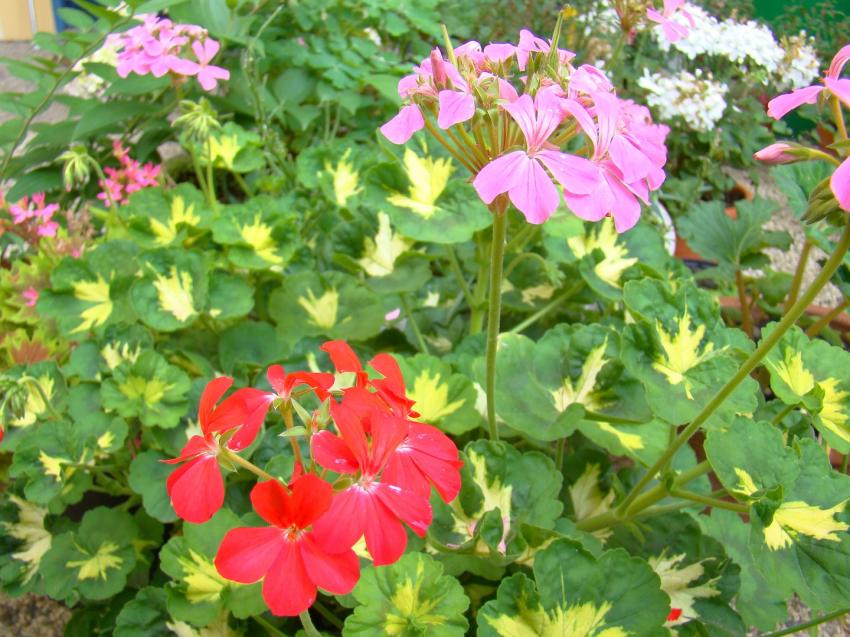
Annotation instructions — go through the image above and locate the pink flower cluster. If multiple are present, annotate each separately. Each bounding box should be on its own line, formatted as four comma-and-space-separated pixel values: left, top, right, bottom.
757, 44, 850, 211
113, 14, 229, 92
647, 0, 695, 43
98, 141, 161, 206
380, 30, 669, 232
9, 193, 59, 237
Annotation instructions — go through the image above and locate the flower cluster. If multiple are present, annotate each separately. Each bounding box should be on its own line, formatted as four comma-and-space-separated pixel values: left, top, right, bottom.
380, 29, 669, 232
7, 193, 60, 238
638, 69, 729, 132
165, 340, 463, 616
776, 33, 822, 91
66, 33, 124, 98
647, 0, 695, 43
113, 14, 229, 92
757, 44, 850, 216
97, 141, 161, 206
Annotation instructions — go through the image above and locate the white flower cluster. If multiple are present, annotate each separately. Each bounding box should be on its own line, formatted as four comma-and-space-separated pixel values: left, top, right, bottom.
637, 69, 728, 132
575, 2, 621, 39
776, 33, 821, 90
654, 4, 785, 75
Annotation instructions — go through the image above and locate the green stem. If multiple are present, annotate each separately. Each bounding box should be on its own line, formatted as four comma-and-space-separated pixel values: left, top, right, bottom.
735, 270, 753, 338
18, 376, 63, 421
509, 282, 582, 334
618, 220, 850, 516
190, 148, 208, 202
842, 453, 849, 475
582, 410, 646, 425
555, 438, 566, 471
313, 600, 344, 629
233, 171, 252, 197
832, 95, 848, 142
759, 607, 850, 637
281, 405, 304, 469
299, 610, 322, 637
206, 139, 219, 214
469, 233, 490, 335
505, 224, 537, 253
222, 449, 277, 482
253, 615, 287, 637
771, 402, 796, 425
785, 237, 813, 312
669, 488, 748, 513
806, 298, 850, 337
445, 245, 474, 311
503, 251, 549, 279
401, 295, 430, 354
485, 210, 508, 441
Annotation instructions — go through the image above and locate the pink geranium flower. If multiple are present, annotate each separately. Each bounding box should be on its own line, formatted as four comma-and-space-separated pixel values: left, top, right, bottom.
647, 0, 696, 43
173, 40, 231, 92
473, 91, 602, 224
9, 193, 60, 237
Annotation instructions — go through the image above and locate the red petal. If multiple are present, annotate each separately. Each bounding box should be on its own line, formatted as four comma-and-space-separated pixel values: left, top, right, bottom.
367, 412, 408, 475
374, 482, 432, 538
262, 541, 317, 616
225, 389, 273, 451
215, 526, 284, 584
166, 454, 224, 523
199, 376, 233, 433
267, 364, 287, 395
250, 480, 293, 528
300, 535, 360, 594
312, 431, 360, 475
311, 487, 367, 551
286, 371, 335, 401
289, 474, 333, 529
369, 353, 406, 394
330, 400, 370, 469
162, 434, 214, 464
362, 495, 409, 566
321, 340, 363, 373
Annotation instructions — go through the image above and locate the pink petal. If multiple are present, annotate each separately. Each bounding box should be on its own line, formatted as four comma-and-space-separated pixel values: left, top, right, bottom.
607, 173, 642, 232
472, 150, 527, 204
646, 7, 664, 23
608, 135, 650, 183
437, 89, 475, 129
507, 156, 560, 224
828, 44, 850, 80
825, 77, 850, 109
501, 95, 538, 146
380, 104, 424, 144
767, 85, 823, 120
537, 151, 603, 196
483, 43, 516, 62
831, 157, 850, 212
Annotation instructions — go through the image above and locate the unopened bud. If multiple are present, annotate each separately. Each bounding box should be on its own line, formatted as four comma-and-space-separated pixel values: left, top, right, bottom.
58, 145, 96, 191
430, 48, 447, 87
754, 142, 799, 165
173, 98, 221, 143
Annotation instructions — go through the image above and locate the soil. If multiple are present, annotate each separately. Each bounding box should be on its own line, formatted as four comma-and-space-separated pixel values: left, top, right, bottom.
0, 591, 70, 637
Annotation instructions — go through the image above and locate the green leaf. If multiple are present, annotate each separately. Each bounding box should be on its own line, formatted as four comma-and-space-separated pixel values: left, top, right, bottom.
269, 271, 384, 345
130, 248, 208, 332
478, 539, 668, 636
211, 196, 300, 270
762, 323, 850, 452
430, 440, 562, 564
101, 350, 191, 429
677, 198, 790, 276
207, 272, 254, 321
495, 325, 651, 442
396, 353, 481, 435
37, 241, 139, 337
367, 148, 491, 244
0, 494, 52, 594
128, 451, 177, 523
159, 510, 265, 626
40, 508, 138, 601
622, 278, 758, 426
217, 320, 288, 374
772, 162, 834, 218
114, 587, 173, 637
706, 419, 850, 612
343, 552, 469, 636
121, 184, 210, 248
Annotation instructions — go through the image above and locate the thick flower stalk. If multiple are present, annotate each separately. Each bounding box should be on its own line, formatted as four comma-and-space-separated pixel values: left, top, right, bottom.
164, 340, 463, 622
756, 43, 850, 216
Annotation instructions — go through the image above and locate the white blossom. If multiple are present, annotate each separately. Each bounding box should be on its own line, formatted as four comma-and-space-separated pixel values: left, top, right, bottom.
638, 68, 728, 132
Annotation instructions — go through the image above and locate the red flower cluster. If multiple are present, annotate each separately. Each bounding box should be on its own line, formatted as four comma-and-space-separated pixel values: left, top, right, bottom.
164, 340, 463, 616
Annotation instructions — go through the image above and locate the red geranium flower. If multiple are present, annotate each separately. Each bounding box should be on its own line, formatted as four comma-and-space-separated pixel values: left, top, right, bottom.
311, 391, 432, 565
215, 475, 359, 616
229, 364, 335, 451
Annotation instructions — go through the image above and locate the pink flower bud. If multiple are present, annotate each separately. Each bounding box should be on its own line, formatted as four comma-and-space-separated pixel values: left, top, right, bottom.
430, 48, 447, 87
754, 142, 798, 165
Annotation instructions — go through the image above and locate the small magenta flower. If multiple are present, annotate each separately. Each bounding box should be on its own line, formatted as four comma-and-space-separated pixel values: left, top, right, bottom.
647, 0, 695, 43
21, 287, 39, 308
174, 40, 231, 92
9, 193, 60, 237
753, 143, 799, 165
767, 44, 850, 119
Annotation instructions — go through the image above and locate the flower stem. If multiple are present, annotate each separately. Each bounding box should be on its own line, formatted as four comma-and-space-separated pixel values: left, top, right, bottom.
668, 488, 748, 513
253, 616, 287, 637
759, 607, 850, 637
485, 209, 508, 441
205, 139, 219, 214
222, 448, 277, 482
805, 298, 850, 337
401, 294, 430, 354
445, 245, 474, 310
771, 402, 796, 425
281, 405, 304, 468
735, 270, 754, 338
617, 220, 850, 517
831, 95, 848, 142
469, 232, 490, 335
785, 237, 813, 312
299, 610, 322, 637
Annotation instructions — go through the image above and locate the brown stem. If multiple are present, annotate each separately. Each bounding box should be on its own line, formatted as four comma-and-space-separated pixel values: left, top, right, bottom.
805, 298, 850, 337
735, 270, 754, 338
785, 237, 813, 312
281, 404, 304, 468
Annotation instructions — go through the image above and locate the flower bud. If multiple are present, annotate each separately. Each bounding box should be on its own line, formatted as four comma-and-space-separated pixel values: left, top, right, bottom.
58, 145, 96, 191
753, 142, 801, 165
430, 48, 447, 87
173, 98, 221, 143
